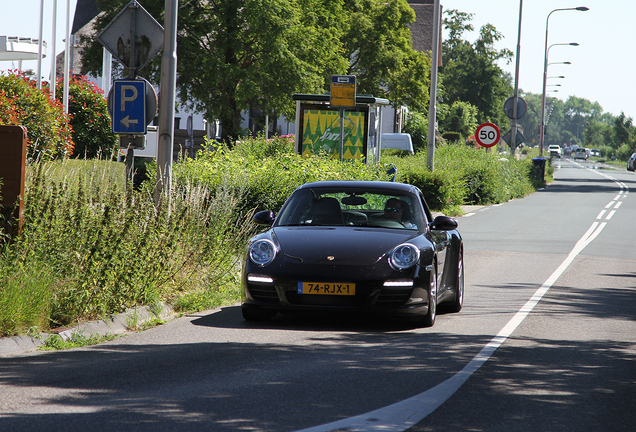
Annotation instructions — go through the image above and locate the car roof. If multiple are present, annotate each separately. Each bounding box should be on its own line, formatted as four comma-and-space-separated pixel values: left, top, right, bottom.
297, 180, 421, 194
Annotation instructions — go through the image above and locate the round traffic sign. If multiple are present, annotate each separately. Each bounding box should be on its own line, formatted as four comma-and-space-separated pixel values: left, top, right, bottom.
504, 96, 527, 120
475, 123, 500, 148
107, 78, 157, 127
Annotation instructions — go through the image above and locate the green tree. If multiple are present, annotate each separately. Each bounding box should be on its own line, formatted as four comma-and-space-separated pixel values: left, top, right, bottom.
440, 100, 478, 138
80, 0, 347, 143
341, 0, 430, 112
440, 9, 513, 126
517, 91, 542, 147
613, 112, 633, 146
79, 0, 430, 142
55, 76, 117, 158
584, 115, 613, 153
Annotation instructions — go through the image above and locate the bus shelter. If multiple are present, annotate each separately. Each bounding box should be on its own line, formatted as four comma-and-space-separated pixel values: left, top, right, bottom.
292, 94, 390, 163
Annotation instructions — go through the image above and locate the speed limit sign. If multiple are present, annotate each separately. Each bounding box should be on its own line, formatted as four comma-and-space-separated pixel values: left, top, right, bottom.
475, 123, 500, 148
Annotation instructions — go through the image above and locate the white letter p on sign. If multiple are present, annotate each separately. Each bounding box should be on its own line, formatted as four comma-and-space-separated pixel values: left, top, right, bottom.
120, 85, 139, 111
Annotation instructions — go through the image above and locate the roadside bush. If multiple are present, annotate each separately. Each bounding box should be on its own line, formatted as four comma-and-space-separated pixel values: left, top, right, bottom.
385, 143, 535, 212
402, 111, 428, 153
56, 76, 117, 158
0, 71, 74, 159
171, 135, 388, 216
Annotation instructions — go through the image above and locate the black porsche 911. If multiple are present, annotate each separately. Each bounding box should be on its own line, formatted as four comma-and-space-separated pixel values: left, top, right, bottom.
241, 180, 464, 327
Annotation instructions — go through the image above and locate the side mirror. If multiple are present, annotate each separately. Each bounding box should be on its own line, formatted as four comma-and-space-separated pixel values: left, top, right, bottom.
430, 215, 458, 231
253, 210, 275, 226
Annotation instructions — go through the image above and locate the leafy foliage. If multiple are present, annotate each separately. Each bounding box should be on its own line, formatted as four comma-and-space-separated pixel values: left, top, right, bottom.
386, 143, 535, 212
79, 0, 429, 142
402, 111, 428, 153
0, 71, 74, 159
171, 135, 388, 217
440, 9, 513, 127
56, 76, 117, 158
342, 0, 430, 112
440, 101, 479, 139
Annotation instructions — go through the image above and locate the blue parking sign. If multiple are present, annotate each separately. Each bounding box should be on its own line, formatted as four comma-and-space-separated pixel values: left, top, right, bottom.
112, 80, 146, 135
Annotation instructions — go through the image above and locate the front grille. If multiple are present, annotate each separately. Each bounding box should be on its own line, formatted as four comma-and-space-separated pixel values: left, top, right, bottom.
375, 288, 412, 307
285, 291, 367, 306
247, 284, 280, 304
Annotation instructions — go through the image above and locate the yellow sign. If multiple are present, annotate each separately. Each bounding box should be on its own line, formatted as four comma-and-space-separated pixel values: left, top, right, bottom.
330, 75, 356, 108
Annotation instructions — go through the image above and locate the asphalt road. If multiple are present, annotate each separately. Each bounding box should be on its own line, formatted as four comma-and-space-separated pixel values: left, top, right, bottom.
0, 158, 634, 432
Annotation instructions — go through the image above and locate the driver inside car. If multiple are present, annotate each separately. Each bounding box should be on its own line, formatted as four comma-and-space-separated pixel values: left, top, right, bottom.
384, 198, 417, 228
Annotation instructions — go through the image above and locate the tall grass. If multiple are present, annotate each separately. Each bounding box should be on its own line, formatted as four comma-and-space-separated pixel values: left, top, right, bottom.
0, 158, 256, 335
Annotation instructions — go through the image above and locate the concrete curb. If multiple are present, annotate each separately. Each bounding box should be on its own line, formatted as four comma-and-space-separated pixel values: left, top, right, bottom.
0, 303, 175, 357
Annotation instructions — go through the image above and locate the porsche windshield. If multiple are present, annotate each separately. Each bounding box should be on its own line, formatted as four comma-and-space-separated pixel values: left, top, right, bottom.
275, 188, 425, 229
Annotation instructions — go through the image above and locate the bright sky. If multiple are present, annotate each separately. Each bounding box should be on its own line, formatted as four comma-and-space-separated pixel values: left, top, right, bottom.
443, 0, 632, 118
0, 0, 78, 80
1, 0, 633, 119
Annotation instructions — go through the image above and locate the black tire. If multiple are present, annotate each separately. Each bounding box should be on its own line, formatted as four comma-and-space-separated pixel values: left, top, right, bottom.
448, 249, 464, 313
242, 307, 275, 322
422, 268, 437, 327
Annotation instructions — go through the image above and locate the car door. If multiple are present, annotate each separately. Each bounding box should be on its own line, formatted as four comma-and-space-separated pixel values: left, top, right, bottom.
418, 192, 450, 286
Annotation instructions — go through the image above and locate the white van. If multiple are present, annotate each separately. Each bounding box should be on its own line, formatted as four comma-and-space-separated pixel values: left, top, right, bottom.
381, 133, 414, 154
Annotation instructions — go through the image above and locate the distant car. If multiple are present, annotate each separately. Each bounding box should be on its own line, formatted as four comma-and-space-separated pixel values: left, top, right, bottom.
241, 181, 464, 327
590, 149, 601, 157
573, 148, 589, 160
628, 153, 636, 171
548, 145, 562, 157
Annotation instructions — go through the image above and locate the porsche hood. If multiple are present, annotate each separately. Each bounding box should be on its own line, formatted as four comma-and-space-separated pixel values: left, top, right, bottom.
271, 226, 418, 266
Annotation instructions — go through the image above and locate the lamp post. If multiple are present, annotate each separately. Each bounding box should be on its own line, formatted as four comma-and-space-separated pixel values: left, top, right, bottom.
539, 7, 588, 157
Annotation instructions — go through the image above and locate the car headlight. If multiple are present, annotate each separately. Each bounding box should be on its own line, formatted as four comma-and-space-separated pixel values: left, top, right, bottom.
249, 239, 277, 266
389, 244, 420, 270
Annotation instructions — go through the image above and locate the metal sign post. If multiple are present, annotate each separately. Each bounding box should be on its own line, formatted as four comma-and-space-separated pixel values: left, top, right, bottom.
98, 0, 163, 185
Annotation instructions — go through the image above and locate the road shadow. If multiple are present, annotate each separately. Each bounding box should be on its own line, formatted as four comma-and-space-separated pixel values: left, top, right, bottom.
189, 304, 456, 333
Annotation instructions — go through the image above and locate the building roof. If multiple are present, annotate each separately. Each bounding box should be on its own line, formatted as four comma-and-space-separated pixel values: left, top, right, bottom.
407, 0, 442, 66
72, 0, 100, 35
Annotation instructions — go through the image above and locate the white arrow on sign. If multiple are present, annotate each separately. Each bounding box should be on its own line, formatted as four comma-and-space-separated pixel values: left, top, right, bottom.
120, 115, 139, 128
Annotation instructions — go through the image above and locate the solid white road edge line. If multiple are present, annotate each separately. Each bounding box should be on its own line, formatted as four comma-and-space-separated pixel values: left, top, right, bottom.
295, 221, 607, 432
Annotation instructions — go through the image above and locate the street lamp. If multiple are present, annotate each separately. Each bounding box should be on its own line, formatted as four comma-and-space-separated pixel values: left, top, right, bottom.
539, 7, 588, 157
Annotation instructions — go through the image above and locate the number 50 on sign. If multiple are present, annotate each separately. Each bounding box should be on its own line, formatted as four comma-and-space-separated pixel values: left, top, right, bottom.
475, 123, 500, 148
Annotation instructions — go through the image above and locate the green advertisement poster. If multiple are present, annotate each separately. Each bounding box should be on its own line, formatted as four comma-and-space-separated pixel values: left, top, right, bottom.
301, 107, 367, 160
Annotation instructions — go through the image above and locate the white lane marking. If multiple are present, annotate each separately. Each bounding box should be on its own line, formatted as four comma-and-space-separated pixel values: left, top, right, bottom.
596, 210, 606, 220
605, 201, 615, 209
614, 201, 623, 209
605, 210, 616, 220
295, 221, 608, 432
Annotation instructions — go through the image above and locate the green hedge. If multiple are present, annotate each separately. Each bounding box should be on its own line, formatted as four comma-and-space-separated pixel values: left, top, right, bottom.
171, 136, 537, 216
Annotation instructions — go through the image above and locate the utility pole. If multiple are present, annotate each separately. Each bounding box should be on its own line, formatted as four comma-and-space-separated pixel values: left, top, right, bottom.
156, 0, 178, 210
426, 0, 441, 172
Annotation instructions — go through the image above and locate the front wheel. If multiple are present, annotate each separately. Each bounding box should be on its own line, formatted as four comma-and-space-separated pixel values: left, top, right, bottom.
448, 249, 464, 313
421, 269, 437, 327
